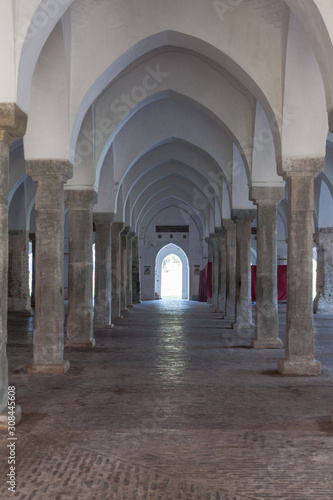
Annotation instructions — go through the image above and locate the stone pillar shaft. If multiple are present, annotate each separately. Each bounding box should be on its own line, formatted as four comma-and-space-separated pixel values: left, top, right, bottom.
232, 209, 256, 330
314, 228, 333, 313
94, 214, 113, 327
278, 157, 324, 376
127, 232, 135, 307
216, 228, 227, 315
251, 186, 284, 349
223, 219, 236, 321
120, 228, 129, 311
66, 190, 95, 347
8, 230, 31, 312
132, 236, 141, 304
0, 104, 27, 424
26, 160, 72, 373
111, 222, 124, 319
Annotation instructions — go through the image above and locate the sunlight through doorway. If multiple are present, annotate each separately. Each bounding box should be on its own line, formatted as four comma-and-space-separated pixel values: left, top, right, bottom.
161, 254, 182, 299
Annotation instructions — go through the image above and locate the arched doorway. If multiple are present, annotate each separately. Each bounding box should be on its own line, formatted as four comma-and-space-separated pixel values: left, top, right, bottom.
155, 244, 189, 300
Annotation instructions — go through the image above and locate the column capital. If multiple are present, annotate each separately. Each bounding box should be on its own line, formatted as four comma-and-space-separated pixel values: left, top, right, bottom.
317, 227, 333, 235
65, 189, 97, 209
112, 221, 125, 233
277, 156, 325, 180
127, 231, 136, 240
26, 160, 73, 184
93, 212, 114, 225
214, 226, 226, 237
231, 208, 256, 223
222, 218, 236, 231
121, 226, 130, 236
0, 103, 27, 145
250, 185, 285, 206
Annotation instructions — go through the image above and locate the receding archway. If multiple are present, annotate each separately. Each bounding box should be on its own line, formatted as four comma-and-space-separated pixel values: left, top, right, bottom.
155, 244, 189, 300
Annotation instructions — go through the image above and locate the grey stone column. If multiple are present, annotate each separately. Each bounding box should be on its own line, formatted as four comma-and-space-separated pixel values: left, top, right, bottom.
111, 222, 124, 318
314, 228, 333, 313
222, 219, 236, 321
120, 227, 129, 312
0, 104, 27, 425
132, 236, 141, 304
26, 160, 73, 373
66, 190, 96, 347
205, 236, 213, 304
278, 158, 324, 376
93, 213, 113, 327
216, 227, 227, 315
8, 230, 31, 312
127, 232, 135, 308
251, 186, 284, 349
232, 209, 256, 330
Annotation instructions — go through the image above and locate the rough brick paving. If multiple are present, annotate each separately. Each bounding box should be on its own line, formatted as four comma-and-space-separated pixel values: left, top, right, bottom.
0, 301, 333, 499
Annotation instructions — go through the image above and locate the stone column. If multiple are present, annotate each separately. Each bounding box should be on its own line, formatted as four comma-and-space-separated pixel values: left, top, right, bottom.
93, 213, 113, 327
120, 227, 129, 312
132, 236, 141, 304
111, 222, 124, 318
232, 209, 256, 330
66, 190, 96, 347
278, 158, 324, 376
205, 236, 213, 304
0, 104, 27, 425
26, 160, 73, 373
222, 219, 236, 321
216, 227, 227, 315
251, 186, 284, 349
8, 230, 31, 312
127, 232, 135, 308
314, 228, 333, 313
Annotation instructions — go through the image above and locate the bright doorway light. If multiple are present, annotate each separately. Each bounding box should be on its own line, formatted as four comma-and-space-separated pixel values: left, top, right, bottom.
161, 254, 182, 299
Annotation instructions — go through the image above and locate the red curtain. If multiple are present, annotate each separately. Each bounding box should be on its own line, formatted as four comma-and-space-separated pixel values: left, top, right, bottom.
251, 265, 287, 302
198, 262, 212, 302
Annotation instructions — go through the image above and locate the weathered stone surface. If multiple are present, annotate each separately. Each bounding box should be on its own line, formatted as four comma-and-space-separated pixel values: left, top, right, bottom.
127, 232, 135, 308
111, 222, 124, 318
251, 186, 284, 349
8, 230, 31, 312
26, 160, 72, 371
232, 209, 256, 330
278, 159, 323, 376
132, 235, 141, 303
66, 189, 96, 346
222, 219, 236, 321
314, 228, 333, 313
120, 227, 129, 312
94, 213, 113, 327
0, 104, 27, 413
215, 227, 227, 315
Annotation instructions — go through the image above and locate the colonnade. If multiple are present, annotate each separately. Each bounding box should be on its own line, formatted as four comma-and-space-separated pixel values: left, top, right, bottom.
0, 105, 333, 426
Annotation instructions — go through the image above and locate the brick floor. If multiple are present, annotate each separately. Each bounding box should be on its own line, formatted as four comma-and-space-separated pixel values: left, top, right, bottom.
0, 301, 333, 499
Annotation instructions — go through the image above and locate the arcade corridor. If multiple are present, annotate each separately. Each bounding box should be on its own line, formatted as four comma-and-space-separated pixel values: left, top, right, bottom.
1, 301, 333, 499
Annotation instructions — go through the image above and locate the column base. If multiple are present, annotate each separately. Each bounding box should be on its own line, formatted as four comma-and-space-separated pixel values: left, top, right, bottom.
277, 358, 321, 376
251, 338, 283, 349
66, 338, 95, 348
0, 405, 22, 430
233, 322, 255, 331
121, 308, 129, 313
27, 360, 70, 374
94, 324, 114, 329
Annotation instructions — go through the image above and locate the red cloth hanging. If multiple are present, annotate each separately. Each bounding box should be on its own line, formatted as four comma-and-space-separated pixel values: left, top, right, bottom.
198, 262, 212, 302
251, 265, 287, 302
